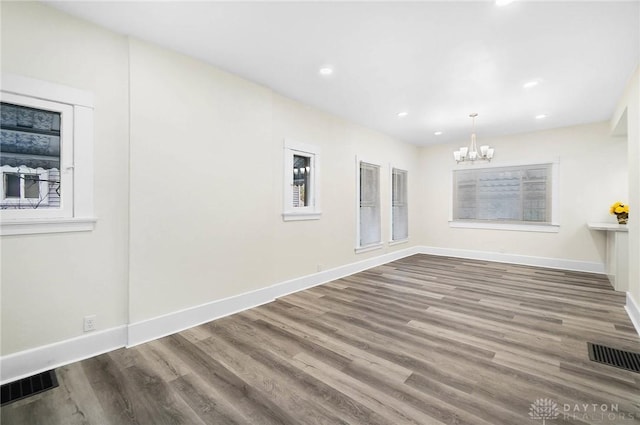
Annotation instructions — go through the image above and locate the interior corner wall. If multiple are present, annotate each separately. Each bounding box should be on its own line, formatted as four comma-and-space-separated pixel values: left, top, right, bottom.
127, 38, 421, 325
618, 67, 640, 307
0, 2, 130, 355
416, 122, 628, 267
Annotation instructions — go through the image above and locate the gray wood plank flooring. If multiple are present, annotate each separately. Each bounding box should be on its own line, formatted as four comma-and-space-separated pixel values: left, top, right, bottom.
3, 254, 640, 424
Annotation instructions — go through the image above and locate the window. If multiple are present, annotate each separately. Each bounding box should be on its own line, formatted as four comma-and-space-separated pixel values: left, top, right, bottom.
1, 103, 62, 210
1, 74, 95, 235
283, 139, 320, 221
391, 168, 408, 242
2, 170, 55, 206
452, 163, 558, 231
357, 160, 382, 252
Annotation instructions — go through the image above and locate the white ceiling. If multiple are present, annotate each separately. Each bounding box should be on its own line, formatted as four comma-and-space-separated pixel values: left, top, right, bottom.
47, 1, 639, 146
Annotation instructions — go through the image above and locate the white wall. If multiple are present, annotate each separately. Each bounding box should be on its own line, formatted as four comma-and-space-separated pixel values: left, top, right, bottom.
1, 3, 130, 354
128, 38, 421, 324
416, 122, 628, 266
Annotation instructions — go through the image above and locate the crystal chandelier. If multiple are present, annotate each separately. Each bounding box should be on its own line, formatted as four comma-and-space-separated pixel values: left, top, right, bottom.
453, 113, 494, 163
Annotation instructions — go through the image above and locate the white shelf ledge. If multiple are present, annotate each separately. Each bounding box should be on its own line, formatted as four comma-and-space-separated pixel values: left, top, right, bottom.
587, 222, 628, 232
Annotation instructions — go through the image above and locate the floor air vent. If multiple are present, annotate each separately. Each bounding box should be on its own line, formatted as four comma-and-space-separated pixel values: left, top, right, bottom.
588, 343, 640, 373
0, 370, 59, 406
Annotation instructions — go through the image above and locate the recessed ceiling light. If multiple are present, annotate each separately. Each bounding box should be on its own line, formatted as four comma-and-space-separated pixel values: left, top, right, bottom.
535, 114, 547, 119
523, 80, 540, 89
434, 131, 443, 136
318, 67, 334, 76
397, 111, 408, 118
496, 0, 515, 6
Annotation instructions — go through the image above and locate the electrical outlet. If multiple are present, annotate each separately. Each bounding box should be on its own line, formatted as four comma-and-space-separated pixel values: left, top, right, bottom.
83, 315, 96, 332
317, 264, 324, 272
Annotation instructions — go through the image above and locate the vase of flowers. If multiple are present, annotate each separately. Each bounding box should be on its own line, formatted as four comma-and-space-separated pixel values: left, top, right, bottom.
610, 201, 629, 224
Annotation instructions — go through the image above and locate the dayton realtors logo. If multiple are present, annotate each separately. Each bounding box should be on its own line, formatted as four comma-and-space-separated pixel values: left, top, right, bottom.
529, 398, 560, 424
529, 398, 637, 423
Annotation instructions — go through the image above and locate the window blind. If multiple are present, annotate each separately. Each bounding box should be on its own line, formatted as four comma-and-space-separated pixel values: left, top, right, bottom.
392, 168, 408, 241
453, 164, 552, 224
359, 162, 381, 246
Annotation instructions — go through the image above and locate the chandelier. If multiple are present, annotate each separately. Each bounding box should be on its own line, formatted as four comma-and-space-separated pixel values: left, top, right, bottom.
453, 113, 494, 163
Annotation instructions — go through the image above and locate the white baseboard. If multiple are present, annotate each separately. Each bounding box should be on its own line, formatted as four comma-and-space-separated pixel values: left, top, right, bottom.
625, 292, 640, 337
417, 246, 605, 274
126, 245, 422, 347
0, 326, 127, 385
0, 244, 608, 384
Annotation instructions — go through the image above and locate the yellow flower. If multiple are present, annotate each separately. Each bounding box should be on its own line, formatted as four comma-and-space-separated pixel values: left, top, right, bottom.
610, 201, 629, 215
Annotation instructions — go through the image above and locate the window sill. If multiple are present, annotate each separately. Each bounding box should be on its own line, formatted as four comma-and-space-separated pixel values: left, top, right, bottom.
389, 238, 409, 246
355, 242, 384, 254
1, 217, 97, 236
282, 211, 322, 221
449, 221, 560, 233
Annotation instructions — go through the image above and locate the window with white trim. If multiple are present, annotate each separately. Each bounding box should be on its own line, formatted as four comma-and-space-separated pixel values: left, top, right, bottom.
1, 102, 64, 211
391, 168, 408, 242
1, 74, 95, 235
452, 163, 555, 226
283, 139, 320, 221
357, 160, 381, 251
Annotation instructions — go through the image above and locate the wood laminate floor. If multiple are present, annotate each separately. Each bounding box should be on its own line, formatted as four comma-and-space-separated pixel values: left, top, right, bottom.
2, 254, 640, 425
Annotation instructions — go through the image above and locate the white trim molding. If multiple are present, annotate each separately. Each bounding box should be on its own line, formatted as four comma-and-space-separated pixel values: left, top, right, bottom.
1, 73, 94, 107
0, 326, 126, 385
354, 242, 384, 254
418, 246, 605, 274
1, 217, 97, 236
626, 293, 640, 337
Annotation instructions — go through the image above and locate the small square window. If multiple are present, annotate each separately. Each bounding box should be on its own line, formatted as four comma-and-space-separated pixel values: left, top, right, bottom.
1, 73, 96, 235
1, 102, 60, 209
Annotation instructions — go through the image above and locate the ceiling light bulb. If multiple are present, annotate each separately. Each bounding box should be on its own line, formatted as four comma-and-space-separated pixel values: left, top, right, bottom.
434, 131, 443, 136
523, 80, 539, 89
535, 114, 547, 119
318, 67, 333, 76
397, 111, 408, 118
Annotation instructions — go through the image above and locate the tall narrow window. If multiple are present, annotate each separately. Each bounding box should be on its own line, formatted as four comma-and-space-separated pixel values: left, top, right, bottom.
391, 168, 408, 242
358, 160, 381, 250
283, 139, 321, 221
452, 163, 556, 227
292, 154, 310, 207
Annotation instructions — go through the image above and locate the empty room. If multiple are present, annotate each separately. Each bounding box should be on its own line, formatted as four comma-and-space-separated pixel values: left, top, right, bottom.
1, 1, 640, 424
